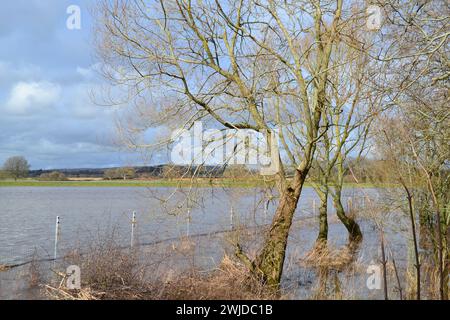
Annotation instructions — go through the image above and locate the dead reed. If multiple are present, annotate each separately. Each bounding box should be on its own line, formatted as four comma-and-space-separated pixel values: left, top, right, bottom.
43, 231, 282, 300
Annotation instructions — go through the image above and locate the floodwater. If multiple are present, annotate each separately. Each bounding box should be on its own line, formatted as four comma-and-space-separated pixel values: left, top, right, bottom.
0, 186, 408, 299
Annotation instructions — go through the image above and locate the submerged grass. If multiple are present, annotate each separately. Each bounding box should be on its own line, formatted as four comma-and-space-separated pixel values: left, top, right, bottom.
43, 234, 282, 300
300, 242, 357, 271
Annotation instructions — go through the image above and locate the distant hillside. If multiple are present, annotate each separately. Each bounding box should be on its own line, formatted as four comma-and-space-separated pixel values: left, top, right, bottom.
29, 165, 229, 179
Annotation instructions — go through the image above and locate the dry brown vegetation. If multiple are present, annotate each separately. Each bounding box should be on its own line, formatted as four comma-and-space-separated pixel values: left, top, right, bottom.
45, 256, 281, 300
301, 243, 357, 272
43, 235, 281, 300
0, 264, 10, 272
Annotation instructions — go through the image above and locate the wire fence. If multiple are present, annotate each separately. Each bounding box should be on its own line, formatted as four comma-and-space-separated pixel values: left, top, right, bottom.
0, 193, 373, 270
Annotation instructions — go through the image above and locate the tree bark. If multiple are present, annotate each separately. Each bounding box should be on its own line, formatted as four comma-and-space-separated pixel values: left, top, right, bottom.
445, 224, 449, 299
380, 232, 389, 300
402, 183, 421, 300
254, 169, 307, 288
316, 190, 328, 245
332, 189, 362, 243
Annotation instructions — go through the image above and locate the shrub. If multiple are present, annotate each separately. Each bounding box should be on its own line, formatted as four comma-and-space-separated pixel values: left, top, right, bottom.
39, 171, 68, 181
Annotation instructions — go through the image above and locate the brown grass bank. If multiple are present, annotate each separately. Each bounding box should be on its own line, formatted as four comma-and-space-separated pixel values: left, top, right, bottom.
43, 237, 282, 300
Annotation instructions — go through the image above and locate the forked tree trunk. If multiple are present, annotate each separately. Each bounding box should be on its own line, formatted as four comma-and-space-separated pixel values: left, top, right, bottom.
332, 189, 362, 243
254, 169, 308, 288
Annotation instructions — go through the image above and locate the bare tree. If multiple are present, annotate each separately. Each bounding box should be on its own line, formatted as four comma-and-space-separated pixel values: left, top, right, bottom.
162, 165, 186, 180
95, 0, 386, 287
376, 121, 422, 300
3, 156, 30, 181
373, 0, 449, 299
104, 168, 117, 180
310, 20, 379, 247
104, 167, 136, 180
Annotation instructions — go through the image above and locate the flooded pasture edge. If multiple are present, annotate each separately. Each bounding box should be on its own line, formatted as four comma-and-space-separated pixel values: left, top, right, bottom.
0, 186, 409, 299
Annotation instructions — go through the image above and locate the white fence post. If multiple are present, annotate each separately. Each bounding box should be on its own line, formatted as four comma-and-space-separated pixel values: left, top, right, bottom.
131, 211, 137, 248
186, 208, 191, 237
230, 206, 235, 230
54, 216, 60, 261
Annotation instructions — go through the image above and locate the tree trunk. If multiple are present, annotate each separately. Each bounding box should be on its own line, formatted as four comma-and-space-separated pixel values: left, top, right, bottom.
443, 216, 449, 300
332, 190, 362, 243
445, 232, 449, 299
254, 169, 307, 288
316, 190, 328, 245
418, 194, 433, 249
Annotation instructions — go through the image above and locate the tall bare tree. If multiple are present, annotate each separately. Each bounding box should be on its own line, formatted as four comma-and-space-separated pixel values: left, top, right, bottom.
373, 0, 449, 299
310, 18, 380, 247
95, 0, 386, 287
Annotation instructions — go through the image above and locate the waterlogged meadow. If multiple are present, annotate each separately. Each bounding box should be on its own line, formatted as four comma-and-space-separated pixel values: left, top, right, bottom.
0, 186, 421, 300
0, 0, 448, 302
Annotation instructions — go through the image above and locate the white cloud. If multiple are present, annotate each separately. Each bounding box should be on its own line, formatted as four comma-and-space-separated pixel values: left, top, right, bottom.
0, 61, 43, 86
5, 81, 61, 114
76, 66, 93, 79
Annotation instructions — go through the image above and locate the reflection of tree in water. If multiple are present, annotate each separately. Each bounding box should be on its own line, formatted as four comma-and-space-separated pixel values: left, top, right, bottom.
303, 242, 361, 300
311, 267, 343, 300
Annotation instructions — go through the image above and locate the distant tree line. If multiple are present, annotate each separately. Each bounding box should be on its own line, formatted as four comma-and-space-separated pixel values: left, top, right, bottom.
38, 171, 68, 181
1, 158, 410, 182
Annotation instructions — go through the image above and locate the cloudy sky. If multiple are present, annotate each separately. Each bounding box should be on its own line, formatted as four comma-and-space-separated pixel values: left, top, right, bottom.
0, 0, 149, 169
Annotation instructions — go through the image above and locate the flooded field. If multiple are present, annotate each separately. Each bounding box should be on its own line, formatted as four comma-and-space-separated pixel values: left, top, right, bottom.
0, 186, 408, 299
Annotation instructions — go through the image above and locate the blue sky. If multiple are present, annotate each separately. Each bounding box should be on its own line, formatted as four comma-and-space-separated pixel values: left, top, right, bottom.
0, 0, 148, 169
